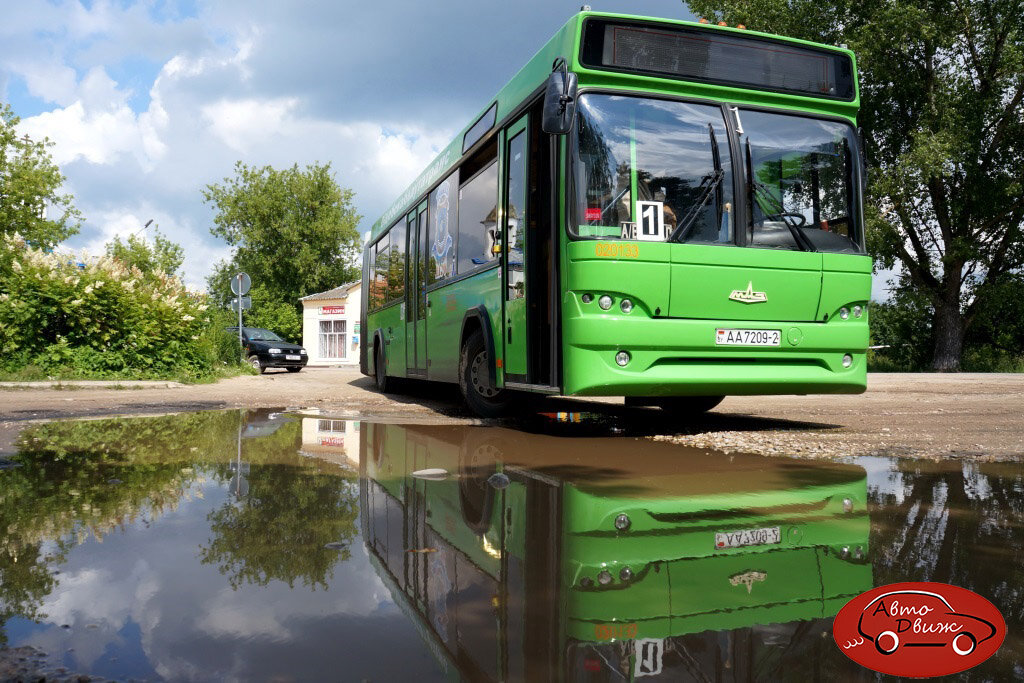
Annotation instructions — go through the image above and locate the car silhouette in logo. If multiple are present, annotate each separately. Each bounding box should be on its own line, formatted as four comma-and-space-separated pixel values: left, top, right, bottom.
857, 590, 997, 656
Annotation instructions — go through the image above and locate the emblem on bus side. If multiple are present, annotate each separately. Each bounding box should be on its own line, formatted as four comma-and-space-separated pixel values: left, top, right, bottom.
729, 282, 767, 304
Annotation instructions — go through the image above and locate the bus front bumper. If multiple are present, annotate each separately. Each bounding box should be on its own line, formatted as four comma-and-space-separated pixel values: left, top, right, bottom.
561, 313, 868, 397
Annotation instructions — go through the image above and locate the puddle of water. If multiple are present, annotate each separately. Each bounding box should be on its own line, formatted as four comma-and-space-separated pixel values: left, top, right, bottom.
0, 410, 1019, 681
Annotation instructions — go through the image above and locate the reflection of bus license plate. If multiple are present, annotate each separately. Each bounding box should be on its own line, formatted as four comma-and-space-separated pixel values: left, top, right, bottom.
716, 329, 781, 346
715, 526, 781, 549
286, 354, 301, 360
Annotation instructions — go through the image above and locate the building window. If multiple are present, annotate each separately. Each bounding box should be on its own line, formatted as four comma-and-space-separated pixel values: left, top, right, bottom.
319, 320, 347, 359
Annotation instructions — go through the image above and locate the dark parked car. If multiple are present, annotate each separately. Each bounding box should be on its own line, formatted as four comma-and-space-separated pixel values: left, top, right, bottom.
227, 327, 308, 374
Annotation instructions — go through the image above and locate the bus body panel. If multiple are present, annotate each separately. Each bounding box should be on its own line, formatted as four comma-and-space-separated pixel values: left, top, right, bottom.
669, 245, 824, 322
424, 267, 503, 383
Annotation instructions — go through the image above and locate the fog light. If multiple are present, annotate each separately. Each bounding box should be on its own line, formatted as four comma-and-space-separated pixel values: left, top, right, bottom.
620, 298, 633, 314
597, 570, 613, 585
598, 295, 613, 310
839, 307, 850, 320
620, 566, 633, 581
842, 497, 853, 513
842, 354, 853, 368
853, 305, 863, 318
581, 293, 593, 304
614, 513, 631, 531
615, 351, 630, 366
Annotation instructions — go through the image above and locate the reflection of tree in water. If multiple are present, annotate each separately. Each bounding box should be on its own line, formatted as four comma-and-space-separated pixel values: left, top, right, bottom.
0, 412, 229, 643
199, 419, 360, 590
869, 460, 1024, 676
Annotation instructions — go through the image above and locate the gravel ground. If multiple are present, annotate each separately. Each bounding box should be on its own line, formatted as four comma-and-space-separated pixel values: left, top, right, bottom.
0, 367, 1021, 461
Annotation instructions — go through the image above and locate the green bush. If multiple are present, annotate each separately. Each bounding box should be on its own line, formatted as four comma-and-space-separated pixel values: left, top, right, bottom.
0, 233, 246, 380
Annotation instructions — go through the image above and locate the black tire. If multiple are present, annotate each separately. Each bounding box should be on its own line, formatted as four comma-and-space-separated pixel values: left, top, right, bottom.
287, 367, 301, 373
374, 345, 394, 393
458, 329, 511, 418
248, 355, 265, 374
653, 395, 725, 413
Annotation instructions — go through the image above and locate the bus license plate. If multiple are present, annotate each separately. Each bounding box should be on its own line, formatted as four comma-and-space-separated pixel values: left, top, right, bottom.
715, 526, 781, 549
715, 329, 781, 346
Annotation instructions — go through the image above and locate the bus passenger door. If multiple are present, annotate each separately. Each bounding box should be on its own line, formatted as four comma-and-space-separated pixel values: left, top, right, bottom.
503, 116, 529, 379
407, 202, 429, 376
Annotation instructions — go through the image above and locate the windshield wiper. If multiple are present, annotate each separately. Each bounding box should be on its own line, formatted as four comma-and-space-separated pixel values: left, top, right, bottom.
745, 140, 815, 252
670, 124, 725, 243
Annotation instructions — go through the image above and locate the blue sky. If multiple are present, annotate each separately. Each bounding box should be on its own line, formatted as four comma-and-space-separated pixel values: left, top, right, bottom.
0, 0, 698, 288
2, 1, 892, 298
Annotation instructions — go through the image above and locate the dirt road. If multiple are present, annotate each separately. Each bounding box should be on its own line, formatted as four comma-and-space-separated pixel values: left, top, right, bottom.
1, 367, 1021, 460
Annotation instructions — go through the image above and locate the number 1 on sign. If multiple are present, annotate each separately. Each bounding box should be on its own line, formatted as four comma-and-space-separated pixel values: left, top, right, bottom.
636, 201, 665, 241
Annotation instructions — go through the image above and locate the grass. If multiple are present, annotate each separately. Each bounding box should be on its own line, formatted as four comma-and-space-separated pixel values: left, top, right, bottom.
0, 363, 256, 385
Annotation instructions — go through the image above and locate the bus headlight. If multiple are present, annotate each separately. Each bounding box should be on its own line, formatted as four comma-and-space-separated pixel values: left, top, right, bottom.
581, 293, 593, 304
839, 307, 850, 320
615, 351, 631, 366
620, 298, 633, 314
842, 354, 853, 368
853, 305, 863, 318
598, 295, 613, 310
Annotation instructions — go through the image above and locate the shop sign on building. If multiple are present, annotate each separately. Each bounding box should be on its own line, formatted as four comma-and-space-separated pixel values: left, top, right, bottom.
320, 305, 345, 315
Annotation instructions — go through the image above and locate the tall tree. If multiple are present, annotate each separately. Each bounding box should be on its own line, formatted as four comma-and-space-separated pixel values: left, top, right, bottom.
0, 103, 82, 249
204, 162, 362, 312
685, 0, 1024, 370
105, 228, 184, 278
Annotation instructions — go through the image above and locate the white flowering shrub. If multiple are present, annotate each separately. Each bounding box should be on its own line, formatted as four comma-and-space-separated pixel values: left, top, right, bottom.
0, 233, 238, 378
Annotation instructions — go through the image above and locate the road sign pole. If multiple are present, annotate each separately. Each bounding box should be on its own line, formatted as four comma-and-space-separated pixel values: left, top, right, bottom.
237, 274, 244, 363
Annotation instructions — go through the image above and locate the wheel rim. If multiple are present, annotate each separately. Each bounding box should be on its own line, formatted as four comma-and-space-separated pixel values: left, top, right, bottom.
250, 358, 260, 369
470, 350, 498, 398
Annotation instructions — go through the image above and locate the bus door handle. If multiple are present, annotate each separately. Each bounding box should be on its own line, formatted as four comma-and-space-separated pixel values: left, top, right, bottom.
507, 319, 512, 344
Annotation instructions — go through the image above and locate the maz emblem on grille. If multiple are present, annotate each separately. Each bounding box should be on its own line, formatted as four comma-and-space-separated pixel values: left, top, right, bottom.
729, 281, 767, 304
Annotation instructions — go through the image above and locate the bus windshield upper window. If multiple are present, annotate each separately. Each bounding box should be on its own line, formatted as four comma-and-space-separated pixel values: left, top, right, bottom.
572, 94, 734, 244
739, 110, 863, 254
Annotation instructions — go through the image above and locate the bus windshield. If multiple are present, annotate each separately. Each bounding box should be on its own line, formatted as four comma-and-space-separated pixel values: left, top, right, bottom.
572, 94, 735, 244
571, 94, 864, 253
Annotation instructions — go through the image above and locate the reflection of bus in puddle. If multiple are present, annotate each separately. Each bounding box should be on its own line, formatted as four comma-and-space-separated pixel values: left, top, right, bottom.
360, 423, 871, 680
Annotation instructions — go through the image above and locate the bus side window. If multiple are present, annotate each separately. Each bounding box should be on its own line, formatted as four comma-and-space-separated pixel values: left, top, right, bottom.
367, 243, 378, 310
456, 145, 499, 275
388, 221, 406, 303
373, 233, 390, 309
429, 171, 458, 282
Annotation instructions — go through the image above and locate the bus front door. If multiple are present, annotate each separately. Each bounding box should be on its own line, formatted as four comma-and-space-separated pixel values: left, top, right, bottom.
407, 201, 429, 376
503, 116, 529, 379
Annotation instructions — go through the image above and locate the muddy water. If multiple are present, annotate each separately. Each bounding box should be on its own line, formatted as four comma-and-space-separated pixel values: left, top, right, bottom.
0, 410, 1020, 682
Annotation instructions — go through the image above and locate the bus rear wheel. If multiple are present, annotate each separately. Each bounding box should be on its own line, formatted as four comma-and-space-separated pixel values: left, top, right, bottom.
459, 330, 511, 418
375, 345, 395, 393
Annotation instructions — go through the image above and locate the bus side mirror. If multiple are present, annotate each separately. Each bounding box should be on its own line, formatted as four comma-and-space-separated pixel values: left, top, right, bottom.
541, 70, 578, 135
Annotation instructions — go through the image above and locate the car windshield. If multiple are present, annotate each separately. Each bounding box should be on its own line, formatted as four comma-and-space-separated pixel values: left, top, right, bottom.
739, 109, 863, 253
243, 327, 283, 342
572, 94, 735, 244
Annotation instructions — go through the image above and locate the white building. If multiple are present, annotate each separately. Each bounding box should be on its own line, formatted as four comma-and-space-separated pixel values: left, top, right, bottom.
299, 281, 361, 366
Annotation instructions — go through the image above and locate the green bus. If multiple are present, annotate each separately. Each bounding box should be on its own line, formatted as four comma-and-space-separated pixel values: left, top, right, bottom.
361, 10, 870, 416
360, 421, 872, 679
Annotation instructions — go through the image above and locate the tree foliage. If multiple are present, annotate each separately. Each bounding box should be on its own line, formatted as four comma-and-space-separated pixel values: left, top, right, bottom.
685, 0, 1024, 370
0, 103, 82, 249
204, 162, 362, 323
105, 228, 184, 279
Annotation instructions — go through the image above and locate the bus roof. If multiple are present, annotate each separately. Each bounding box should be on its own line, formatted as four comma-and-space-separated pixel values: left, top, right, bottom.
368, 11, 858, 243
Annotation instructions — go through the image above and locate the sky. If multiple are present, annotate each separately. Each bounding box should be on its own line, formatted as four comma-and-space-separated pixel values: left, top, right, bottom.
1, 1, 893, 299
1, 0, 699, 290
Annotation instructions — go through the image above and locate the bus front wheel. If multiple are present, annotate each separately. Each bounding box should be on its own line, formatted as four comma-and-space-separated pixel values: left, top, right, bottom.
459, 330, 511, 418
651, 396, 725, 413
